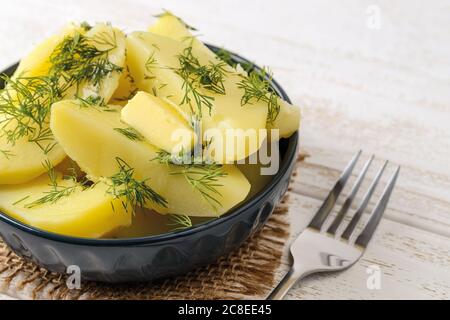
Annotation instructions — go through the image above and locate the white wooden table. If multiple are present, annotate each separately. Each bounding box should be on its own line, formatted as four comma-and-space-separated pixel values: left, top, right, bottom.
1, 0, 450, 300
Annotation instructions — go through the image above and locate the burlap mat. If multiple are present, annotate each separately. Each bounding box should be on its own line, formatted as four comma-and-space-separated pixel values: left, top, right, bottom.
0, 157, 302, 300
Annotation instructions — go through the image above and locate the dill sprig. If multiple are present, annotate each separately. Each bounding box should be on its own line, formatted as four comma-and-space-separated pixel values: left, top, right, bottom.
113, 127, 144, 141
152, 149, 190, 166
175, 46, 229, 117
80, 21, 93, 32
168, 214, 193, 231
178, 46, 229, 94
216, 48, 236, 68
237, 67, 280, 124
107, 157, 168, 213
143, 53, 158, 80
153, 150, 227, 209
75, 94, 117, 113
174, 165, 227, 209
145, 53, 158, 73
0, 74, 61, 153
0, 149, 14, 159
49, 30, 123, 92
76, 94, 105, 107
215, 47, 254, 73
25, 160, 86, 208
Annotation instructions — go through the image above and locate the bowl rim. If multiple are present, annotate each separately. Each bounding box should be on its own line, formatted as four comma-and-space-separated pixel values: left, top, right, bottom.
0, 44, 299, 246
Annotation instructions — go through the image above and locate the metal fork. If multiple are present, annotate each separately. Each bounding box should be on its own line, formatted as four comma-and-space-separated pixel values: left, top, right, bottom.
268, 150, 400, 300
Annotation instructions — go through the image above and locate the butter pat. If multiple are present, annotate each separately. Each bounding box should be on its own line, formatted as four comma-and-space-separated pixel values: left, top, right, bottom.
121, 91, 196, 153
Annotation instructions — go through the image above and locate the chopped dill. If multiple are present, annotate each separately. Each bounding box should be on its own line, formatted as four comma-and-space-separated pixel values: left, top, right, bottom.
175, 46, 229, 117
76, 94, 105, 107
113, 127, 144, 141
106, 157, 168, 213
49, 30, 123, 92
237, 67, 280, 124
215, 47, 254, 73
153, 150, 227, 209
25, 160, 88, 208
178, 46, 229, 94
215, 48, 236, 67
174, 164, 227, 209
168, 214, 192, 231
142, 53, 158, 81
145, 53, 158, 72
75, 94, 118, 113
12, 195, 30, 206
0, 74, 61, 153
0, 149, 14, 159
80, 21, 93, 31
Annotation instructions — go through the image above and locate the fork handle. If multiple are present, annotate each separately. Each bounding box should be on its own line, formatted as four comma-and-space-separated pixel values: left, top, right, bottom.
267, 266, 306, 300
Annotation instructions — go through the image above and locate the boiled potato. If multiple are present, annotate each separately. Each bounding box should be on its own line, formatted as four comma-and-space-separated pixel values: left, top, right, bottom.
0, 113, 66, 185
126, 31, 268, 163
0, 23, 126, 185
121, 91, 196, 153
149, 12, 301, 138
60, 23, 127, 101
0, 173, 131, 238
268, 99, 302, 138
50, 100, 251, 217
12, 24, 84, 79
149, 12, 216, 60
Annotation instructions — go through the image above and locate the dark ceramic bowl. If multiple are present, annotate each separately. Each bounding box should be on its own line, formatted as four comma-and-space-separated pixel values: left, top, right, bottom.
0, 45, 299, 282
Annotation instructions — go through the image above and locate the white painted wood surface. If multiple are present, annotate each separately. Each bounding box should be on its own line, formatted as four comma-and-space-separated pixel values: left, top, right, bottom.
1, 0, 450, 300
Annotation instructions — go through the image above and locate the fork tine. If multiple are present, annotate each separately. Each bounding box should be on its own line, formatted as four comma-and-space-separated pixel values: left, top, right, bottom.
308, 150, 362, 230
327, 155, 374, 235
355, 166, 400, 247
341, 160, 388, 240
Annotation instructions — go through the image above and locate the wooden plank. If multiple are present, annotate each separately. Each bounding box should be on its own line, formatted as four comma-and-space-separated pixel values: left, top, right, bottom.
292, 147, 450, 238
276, 192, 450, 300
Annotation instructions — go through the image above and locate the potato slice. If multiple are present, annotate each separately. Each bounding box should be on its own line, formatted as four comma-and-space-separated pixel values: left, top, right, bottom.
149, 12, 216, 60
149, 12, 301, 138
268, 99, 302, 138
0, 139, 65, 185
126, 31, 267, 163
60, 23, 127, 101
13, 24, 84, 79
50, 100, 251, 217
0, 112, 66, 185
0, 23, 126, 185
121, 91, 196, 153
0, 174, 131, 238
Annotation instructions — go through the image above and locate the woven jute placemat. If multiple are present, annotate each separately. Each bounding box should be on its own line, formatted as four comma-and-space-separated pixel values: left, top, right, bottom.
0, 157, 302, 300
